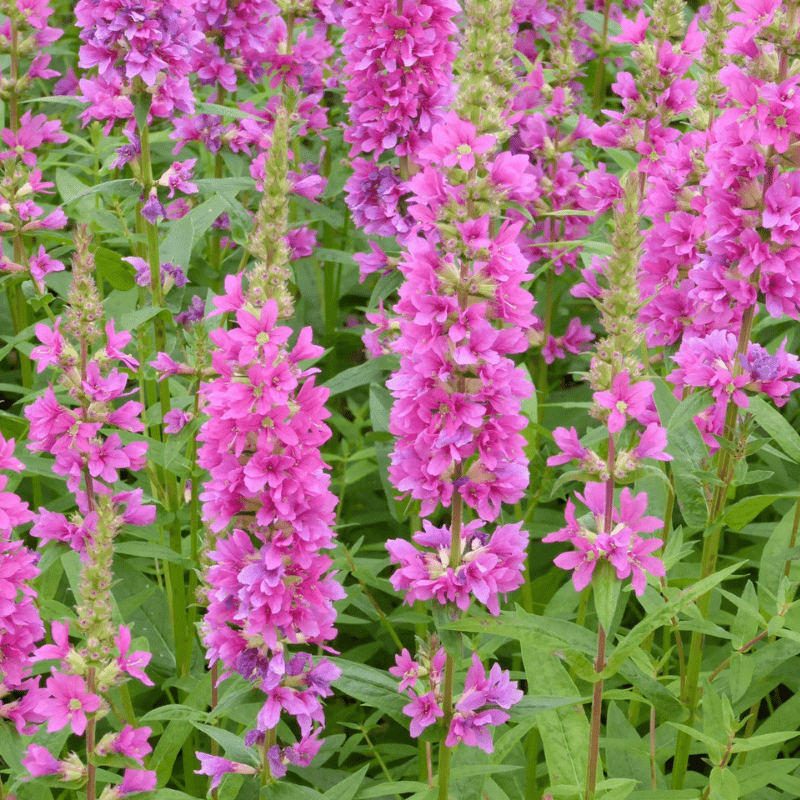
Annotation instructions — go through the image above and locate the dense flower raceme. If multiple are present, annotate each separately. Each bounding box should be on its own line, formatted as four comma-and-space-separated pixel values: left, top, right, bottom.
74, 0, 203, 126
387, 519, 527, 615
0, 436, 44, 736
544, 484, 665, 595
196, 284, 343, 775
387, 119, 538, 521
390, 649, 522, 753
19, 237, 157, 788
341, 0, 459, 160
190, 0, 334, 95
0, 110, 68, 288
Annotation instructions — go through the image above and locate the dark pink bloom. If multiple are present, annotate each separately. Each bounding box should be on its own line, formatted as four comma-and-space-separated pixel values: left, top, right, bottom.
38, 673, 101, 735
419, 114, 496, 170
403, 690, 444, 737
594, 373, 655, 433
115, 625, 154, 686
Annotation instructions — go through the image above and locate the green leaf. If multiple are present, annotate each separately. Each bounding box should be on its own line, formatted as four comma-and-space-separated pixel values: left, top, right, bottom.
161, 194, 232, 269
315, 248, 358, 267
721, 493, 798, 532
192, 723, 260, 767
368, 269, 404, 308
605, 703, 654, 791
444, 607, 596, 656
322, 767, 368, 800
520, 646, 591, 789
431, 602, 463, 662
757, 507, 795, 612
709, 767, 738, 800
592, 560, 622, 634
140, 705, 206, 722
262, 784, 325, 799
730, 730, 800, 753
369, 382, 393, 433
728, 652, 753, 704
328, 657, 408, 724
96, 247, 135, 290
359, 782, 431, 798
323, 355, 399, 396
604, 563, 741, 676
748, 395, 800, 463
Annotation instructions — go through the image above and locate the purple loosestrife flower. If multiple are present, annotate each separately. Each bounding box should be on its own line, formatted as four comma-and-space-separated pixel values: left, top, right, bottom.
668, 332, 800, 447
544, 485, 665, 596
445, 654, 522, 753
387, 520, 527, 615
594, 373, 656, 433
341, 0, 459, 159
0, 435, 44, 736
75, 0, 203, 126
198, 282, 343, 769
194, 754, 258, 790
37, 673, 101, 736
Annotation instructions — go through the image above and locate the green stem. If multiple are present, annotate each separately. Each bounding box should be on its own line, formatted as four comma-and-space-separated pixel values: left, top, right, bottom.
535, 268, 555, 427
437, 651, 456, 800
585, 625, 606, 800
671, 298, 759, 789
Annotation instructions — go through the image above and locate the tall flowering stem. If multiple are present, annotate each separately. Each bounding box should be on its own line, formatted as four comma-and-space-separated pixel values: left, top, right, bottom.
384, 0, 536, 782
195, 103, 344, 788
671, 0, 800, 786
22, 225, 157, 799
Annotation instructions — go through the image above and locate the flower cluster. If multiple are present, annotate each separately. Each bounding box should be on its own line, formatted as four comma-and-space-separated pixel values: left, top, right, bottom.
75, 0, 203, 126
0, 108, 68, 288
388, 119, 537, 521
197, 281, 343, 775
391, 649, 522, 753
341, 0, 459, 160
0, 436, 43, 736
543, 484, 665, 595
387, 520, 527, 615
20, 228, 156, 792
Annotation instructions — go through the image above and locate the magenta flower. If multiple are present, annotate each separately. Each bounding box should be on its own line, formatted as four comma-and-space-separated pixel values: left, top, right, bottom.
38, 673, 101, 735
115, 626, 154, 686
553, 536, 603, 592
594, 373, 655, 433
21, 744, 60, 777
635, 424, 673, 462
387, 520, 528, 615
195, 754, 257, 790
419, 114, 497, 170
96, 725, 153, 765
389, 649, 420, 692
403, 690, 444, 737
117, 768, 158, 796
547, 427, 587, 466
